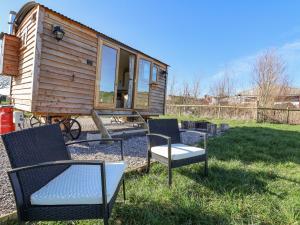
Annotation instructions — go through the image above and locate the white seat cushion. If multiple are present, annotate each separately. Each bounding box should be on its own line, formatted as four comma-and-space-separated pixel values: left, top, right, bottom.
151, 143, 205, 160
30, 162, 126, 205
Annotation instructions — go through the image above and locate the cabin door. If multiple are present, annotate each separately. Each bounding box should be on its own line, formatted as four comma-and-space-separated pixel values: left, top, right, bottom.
126, 55, 135, 108
134, 58, 151, 109
116, 49, 136, 109
95, 43, 119, 109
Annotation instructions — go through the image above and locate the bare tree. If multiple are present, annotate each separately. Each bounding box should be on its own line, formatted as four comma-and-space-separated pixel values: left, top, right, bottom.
252, 50, 289, 107
182, 81, 191, 104
0, 40, 10, 91
167, 74, 179, 105
191, 79, 201, 101
168, 74, 177, 96
168, 75, 201, 105
210, 70, 235, 104
0, 75, 10, 89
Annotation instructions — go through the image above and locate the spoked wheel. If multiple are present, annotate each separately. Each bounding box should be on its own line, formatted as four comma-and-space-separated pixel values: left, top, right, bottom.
60, 118, 81, 140
30, 116, 42, 128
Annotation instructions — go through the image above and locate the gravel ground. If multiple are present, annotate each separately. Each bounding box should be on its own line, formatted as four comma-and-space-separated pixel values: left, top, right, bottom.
0, 116, 203, 216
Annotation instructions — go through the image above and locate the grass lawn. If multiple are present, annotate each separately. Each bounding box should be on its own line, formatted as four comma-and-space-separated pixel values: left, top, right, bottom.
9, 118, 300, 225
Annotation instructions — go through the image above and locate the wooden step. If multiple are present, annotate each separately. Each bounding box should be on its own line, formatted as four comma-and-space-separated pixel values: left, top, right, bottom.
92, 109, 148, 139
110, 129, 148, 137
100, 114, 141, 118
92, 110, 111, 139
96, 110, 137, 116
104, 121, 145, 126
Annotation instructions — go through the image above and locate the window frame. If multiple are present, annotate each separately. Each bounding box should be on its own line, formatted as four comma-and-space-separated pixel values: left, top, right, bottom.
95, 39, 120, 109
151, 64, 159, 84
134, 57, 151, 109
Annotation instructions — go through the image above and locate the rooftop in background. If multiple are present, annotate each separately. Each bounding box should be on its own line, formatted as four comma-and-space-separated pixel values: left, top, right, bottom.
237, 86, 300, 97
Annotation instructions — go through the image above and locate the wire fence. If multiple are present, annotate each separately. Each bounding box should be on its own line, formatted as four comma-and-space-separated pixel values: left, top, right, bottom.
166, 104, 300, 125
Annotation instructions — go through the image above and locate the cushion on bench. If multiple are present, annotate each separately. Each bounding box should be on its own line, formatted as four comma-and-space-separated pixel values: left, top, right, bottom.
30, 162, 126, 205
151, 143, 205, 160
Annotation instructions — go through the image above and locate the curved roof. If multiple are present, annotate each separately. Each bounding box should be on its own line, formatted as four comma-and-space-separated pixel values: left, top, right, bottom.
14, 1, 168, 67
14, 1, 37, 27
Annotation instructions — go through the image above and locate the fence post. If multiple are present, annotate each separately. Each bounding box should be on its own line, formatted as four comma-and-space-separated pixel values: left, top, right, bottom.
256, 100, 259, 122
217, 104, 221, 119
287, 106, 290, 124
234, 105, 237, 119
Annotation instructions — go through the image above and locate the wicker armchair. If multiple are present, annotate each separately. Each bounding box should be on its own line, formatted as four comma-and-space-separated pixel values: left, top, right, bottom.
147, 119, 208, 186
2, 124, 126, 225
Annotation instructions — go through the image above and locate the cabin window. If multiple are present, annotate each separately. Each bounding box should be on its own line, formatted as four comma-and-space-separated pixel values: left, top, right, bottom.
136, 59, 151, 109
20, 26, 28, 48
99, 45, 118, 105
151, 65, 158, 83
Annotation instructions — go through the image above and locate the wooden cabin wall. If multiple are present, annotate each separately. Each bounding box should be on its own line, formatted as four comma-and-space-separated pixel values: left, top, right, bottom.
149, 68, 167, 114
33, 8, 98, 115
23, 5, 168, 116
10, 6, 39, 112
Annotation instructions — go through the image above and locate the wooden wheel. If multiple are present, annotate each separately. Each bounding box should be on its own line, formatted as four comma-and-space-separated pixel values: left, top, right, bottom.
60, 118, 81, 140
30, 116, 42, 128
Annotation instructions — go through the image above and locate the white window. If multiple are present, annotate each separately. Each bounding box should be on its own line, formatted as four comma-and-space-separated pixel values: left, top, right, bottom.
152, 65, 158, 83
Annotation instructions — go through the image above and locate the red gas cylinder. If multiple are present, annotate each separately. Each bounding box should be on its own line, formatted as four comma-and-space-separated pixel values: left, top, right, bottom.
0, 105, 15, 134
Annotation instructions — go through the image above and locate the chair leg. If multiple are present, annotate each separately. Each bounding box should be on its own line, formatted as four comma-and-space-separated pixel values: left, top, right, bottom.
103, 203, 109, 225
168, 166, 172, 187
204, 159, 208, 176
146, 151, 151, 173
103, 217, 109, 225
122, 179, 126, 202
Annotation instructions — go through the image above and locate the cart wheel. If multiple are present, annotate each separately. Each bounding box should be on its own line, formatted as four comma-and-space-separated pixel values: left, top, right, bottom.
61, 118, 81, 140
30, 116, 42, 128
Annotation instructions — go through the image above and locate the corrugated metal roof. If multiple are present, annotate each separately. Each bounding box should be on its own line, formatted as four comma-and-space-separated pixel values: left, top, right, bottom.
14, 1, 169, 67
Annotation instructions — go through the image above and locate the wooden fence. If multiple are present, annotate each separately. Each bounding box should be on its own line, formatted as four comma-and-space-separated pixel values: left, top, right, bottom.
166, 104, 300, 125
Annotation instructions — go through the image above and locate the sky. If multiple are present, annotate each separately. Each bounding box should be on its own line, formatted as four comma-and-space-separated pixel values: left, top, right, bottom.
1, 0, 300, 96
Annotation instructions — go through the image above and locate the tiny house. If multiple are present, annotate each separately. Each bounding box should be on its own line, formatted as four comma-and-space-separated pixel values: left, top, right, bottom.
0, 2, 168, 137
0, 1, 168, 117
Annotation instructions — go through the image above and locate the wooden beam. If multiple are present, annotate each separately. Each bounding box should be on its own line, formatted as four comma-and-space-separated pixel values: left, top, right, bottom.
31, 5, 44, 111
92, 110, 111, 139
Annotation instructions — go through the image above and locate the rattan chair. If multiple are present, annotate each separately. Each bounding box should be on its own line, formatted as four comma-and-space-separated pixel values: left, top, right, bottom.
2, 124, 126, 225
147, 119, 208, 186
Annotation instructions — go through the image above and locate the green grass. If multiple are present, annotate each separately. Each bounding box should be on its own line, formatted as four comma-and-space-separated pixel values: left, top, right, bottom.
8, 118, 300, 224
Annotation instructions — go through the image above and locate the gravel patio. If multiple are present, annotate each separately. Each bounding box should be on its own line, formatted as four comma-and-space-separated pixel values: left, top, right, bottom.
0, 117, 201, 217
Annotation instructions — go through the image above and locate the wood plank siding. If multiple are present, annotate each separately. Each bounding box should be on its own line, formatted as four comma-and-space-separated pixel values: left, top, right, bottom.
10, 3, 168, 116
149, 72, 167, 114
0, 34, 20, 76
33, 8, 98, 114
10, 6, 39, 112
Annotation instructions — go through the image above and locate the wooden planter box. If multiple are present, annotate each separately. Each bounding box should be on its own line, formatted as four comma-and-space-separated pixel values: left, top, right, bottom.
181, 121, 211, 130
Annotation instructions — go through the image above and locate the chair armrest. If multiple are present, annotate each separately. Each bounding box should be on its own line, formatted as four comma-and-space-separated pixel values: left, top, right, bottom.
8, 160, 104, 174
147, 133, 171, 140
146, 133, 172, 159
66, 138, 122, 146
180, 129, 206, 136
180, 130, 207, 150
66, 138, 124, 160
7, 160, 109, 207
146, 133, 171, 147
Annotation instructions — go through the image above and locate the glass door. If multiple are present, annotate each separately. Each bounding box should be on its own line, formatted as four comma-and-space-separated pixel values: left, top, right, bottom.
126, 54, 135, 108
97, 44, 118, 108
135, 58, 151, 109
